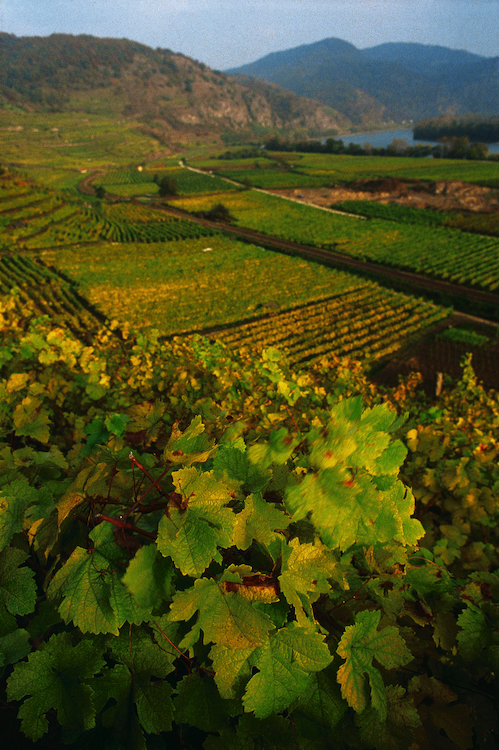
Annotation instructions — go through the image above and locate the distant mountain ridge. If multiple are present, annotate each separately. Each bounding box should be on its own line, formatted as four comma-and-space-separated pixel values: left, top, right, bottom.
226, 38, 499, 124
0, 33, 347, 139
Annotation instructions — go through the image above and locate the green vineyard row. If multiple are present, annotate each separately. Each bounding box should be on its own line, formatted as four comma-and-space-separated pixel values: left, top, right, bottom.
214, 285, 449, 365
171, 190, 499, 293
0, 255, 101, 336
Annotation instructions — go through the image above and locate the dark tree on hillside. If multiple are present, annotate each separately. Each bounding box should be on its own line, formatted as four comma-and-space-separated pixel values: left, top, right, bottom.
204, 202, 235, 223
158, 176, 178, 197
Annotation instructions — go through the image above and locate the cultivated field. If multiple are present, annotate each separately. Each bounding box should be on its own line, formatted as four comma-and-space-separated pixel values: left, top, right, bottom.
3, 115, 499, 374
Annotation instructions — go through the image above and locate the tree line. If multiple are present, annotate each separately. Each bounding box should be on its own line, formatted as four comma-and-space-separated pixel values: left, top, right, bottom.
264, 135, 492, 160
414, 116, 499, 144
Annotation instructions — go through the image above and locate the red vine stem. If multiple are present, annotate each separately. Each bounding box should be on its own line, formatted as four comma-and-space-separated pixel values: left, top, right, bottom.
96, 513, 157, 539
329, 574, 375, 611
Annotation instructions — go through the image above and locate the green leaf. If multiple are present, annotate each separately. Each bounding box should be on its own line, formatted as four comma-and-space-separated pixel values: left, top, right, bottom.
167, 574, 274, 650
173, 672, 239, 732
209, 643, 255, 699
104, 413, 130, 438
286, 470, 423, 552
355, 685, 421, 750
157, 467, 237, 577
456, 605, 492, 661
214, 437, 270, 492
85, 382, 107, 400
204, 713, 296, 750
0, 608, 16, 638
432, 612, 458, 651
0, 628, 31, 667
47, 521, 151, 635
233, 493, 290, 551
294, 669, 346, 731
111, 624, 176, 734
279, 538, 339, 626
247, 428, 299, 470
13, 395, 51, 443
243, 624, 332, 718
6, 632, 105, 741
123, 544, 174, 610
83, 419, 110, 455
336, 609, 412, 721
0, 479, 38, 551
126, 399, 167, 444
284, 398, 422, 551
163, 415, 216, 465
0, 547, 37, 616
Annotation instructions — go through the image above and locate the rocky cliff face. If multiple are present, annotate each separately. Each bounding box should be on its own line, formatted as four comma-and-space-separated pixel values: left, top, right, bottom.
0, 34, 348, 138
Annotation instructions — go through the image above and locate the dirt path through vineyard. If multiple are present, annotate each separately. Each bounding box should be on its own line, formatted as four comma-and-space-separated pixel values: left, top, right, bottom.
150, 199, 499, 313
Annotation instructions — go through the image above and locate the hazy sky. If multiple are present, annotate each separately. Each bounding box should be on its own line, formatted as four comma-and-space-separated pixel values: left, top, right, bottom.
2, 0, 499, 69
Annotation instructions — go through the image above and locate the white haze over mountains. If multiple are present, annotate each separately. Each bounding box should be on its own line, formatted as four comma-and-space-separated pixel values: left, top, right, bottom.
2, 0, 499, 69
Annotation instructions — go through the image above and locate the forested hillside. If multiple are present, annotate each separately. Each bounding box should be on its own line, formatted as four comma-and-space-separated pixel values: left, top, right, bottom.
0, 33, 347, 141
227, 37, 499, 124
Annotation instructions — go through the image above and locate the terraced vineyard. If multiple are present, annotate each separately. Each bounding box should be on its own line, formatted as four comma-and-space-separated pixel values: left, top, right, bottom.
170, 190, 499, 292
214, 285, 448, 365
0, 174, 217, 249
47, 236, 369, 335
331, 200, 499, 237
0, 255, 101, 336
194, 150, 499, 188
0, 140, 496, 373
97, 165, 239, 197
215, 167, 329, 189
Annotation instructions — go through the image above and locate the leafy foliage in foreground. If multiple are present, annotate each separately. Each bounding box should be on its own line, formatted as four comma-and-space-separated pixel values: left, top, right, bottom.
1, 295, 498, 749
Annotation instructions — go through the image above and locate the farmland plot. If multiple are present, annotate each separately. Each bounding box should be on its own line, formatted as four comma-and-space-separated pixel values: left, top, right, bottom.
215, 285, 449, 365
170, 190, 499, 292
47, 236, 369, 336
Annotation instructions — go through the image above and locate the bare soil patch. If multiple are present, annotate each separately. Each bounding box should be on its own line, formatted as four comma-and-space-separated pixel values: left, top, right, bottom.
270, 178, 499, 213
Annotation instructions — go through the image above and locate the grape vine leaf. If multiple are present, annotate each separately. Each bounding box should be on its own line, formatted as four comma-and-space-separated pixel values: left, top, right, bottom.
156, 467, 237, 577
47, 521, 151, 635
13, 395, 51, 443
111, 624, 175, 734
209, 643, 255, 699
0, 479, 38, 551
214, 437, 270, 493
355, 685, 421, 750
286, 468, 423, 552
204, 713, 296, 750
122, 543, 174, 610
336, 609, 412, 721
88, 662, 146, 750
242, 623, 332, 718
0, 628, 31, 668
233, 492, 290, 551
167, 571, 274, 651
162, 415, 216, 465
432, 612, 458, 651
284, 399, 422, 552
456, 605, 492, 661
294, 669, 346, 731
6, 632, 105, 741
279, 538, 340, 626
0, 546, 37, 615
126, 399, 166, 445
173, 672, 239, 732
247, 427, 299, 469
82, 419, 110, 456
